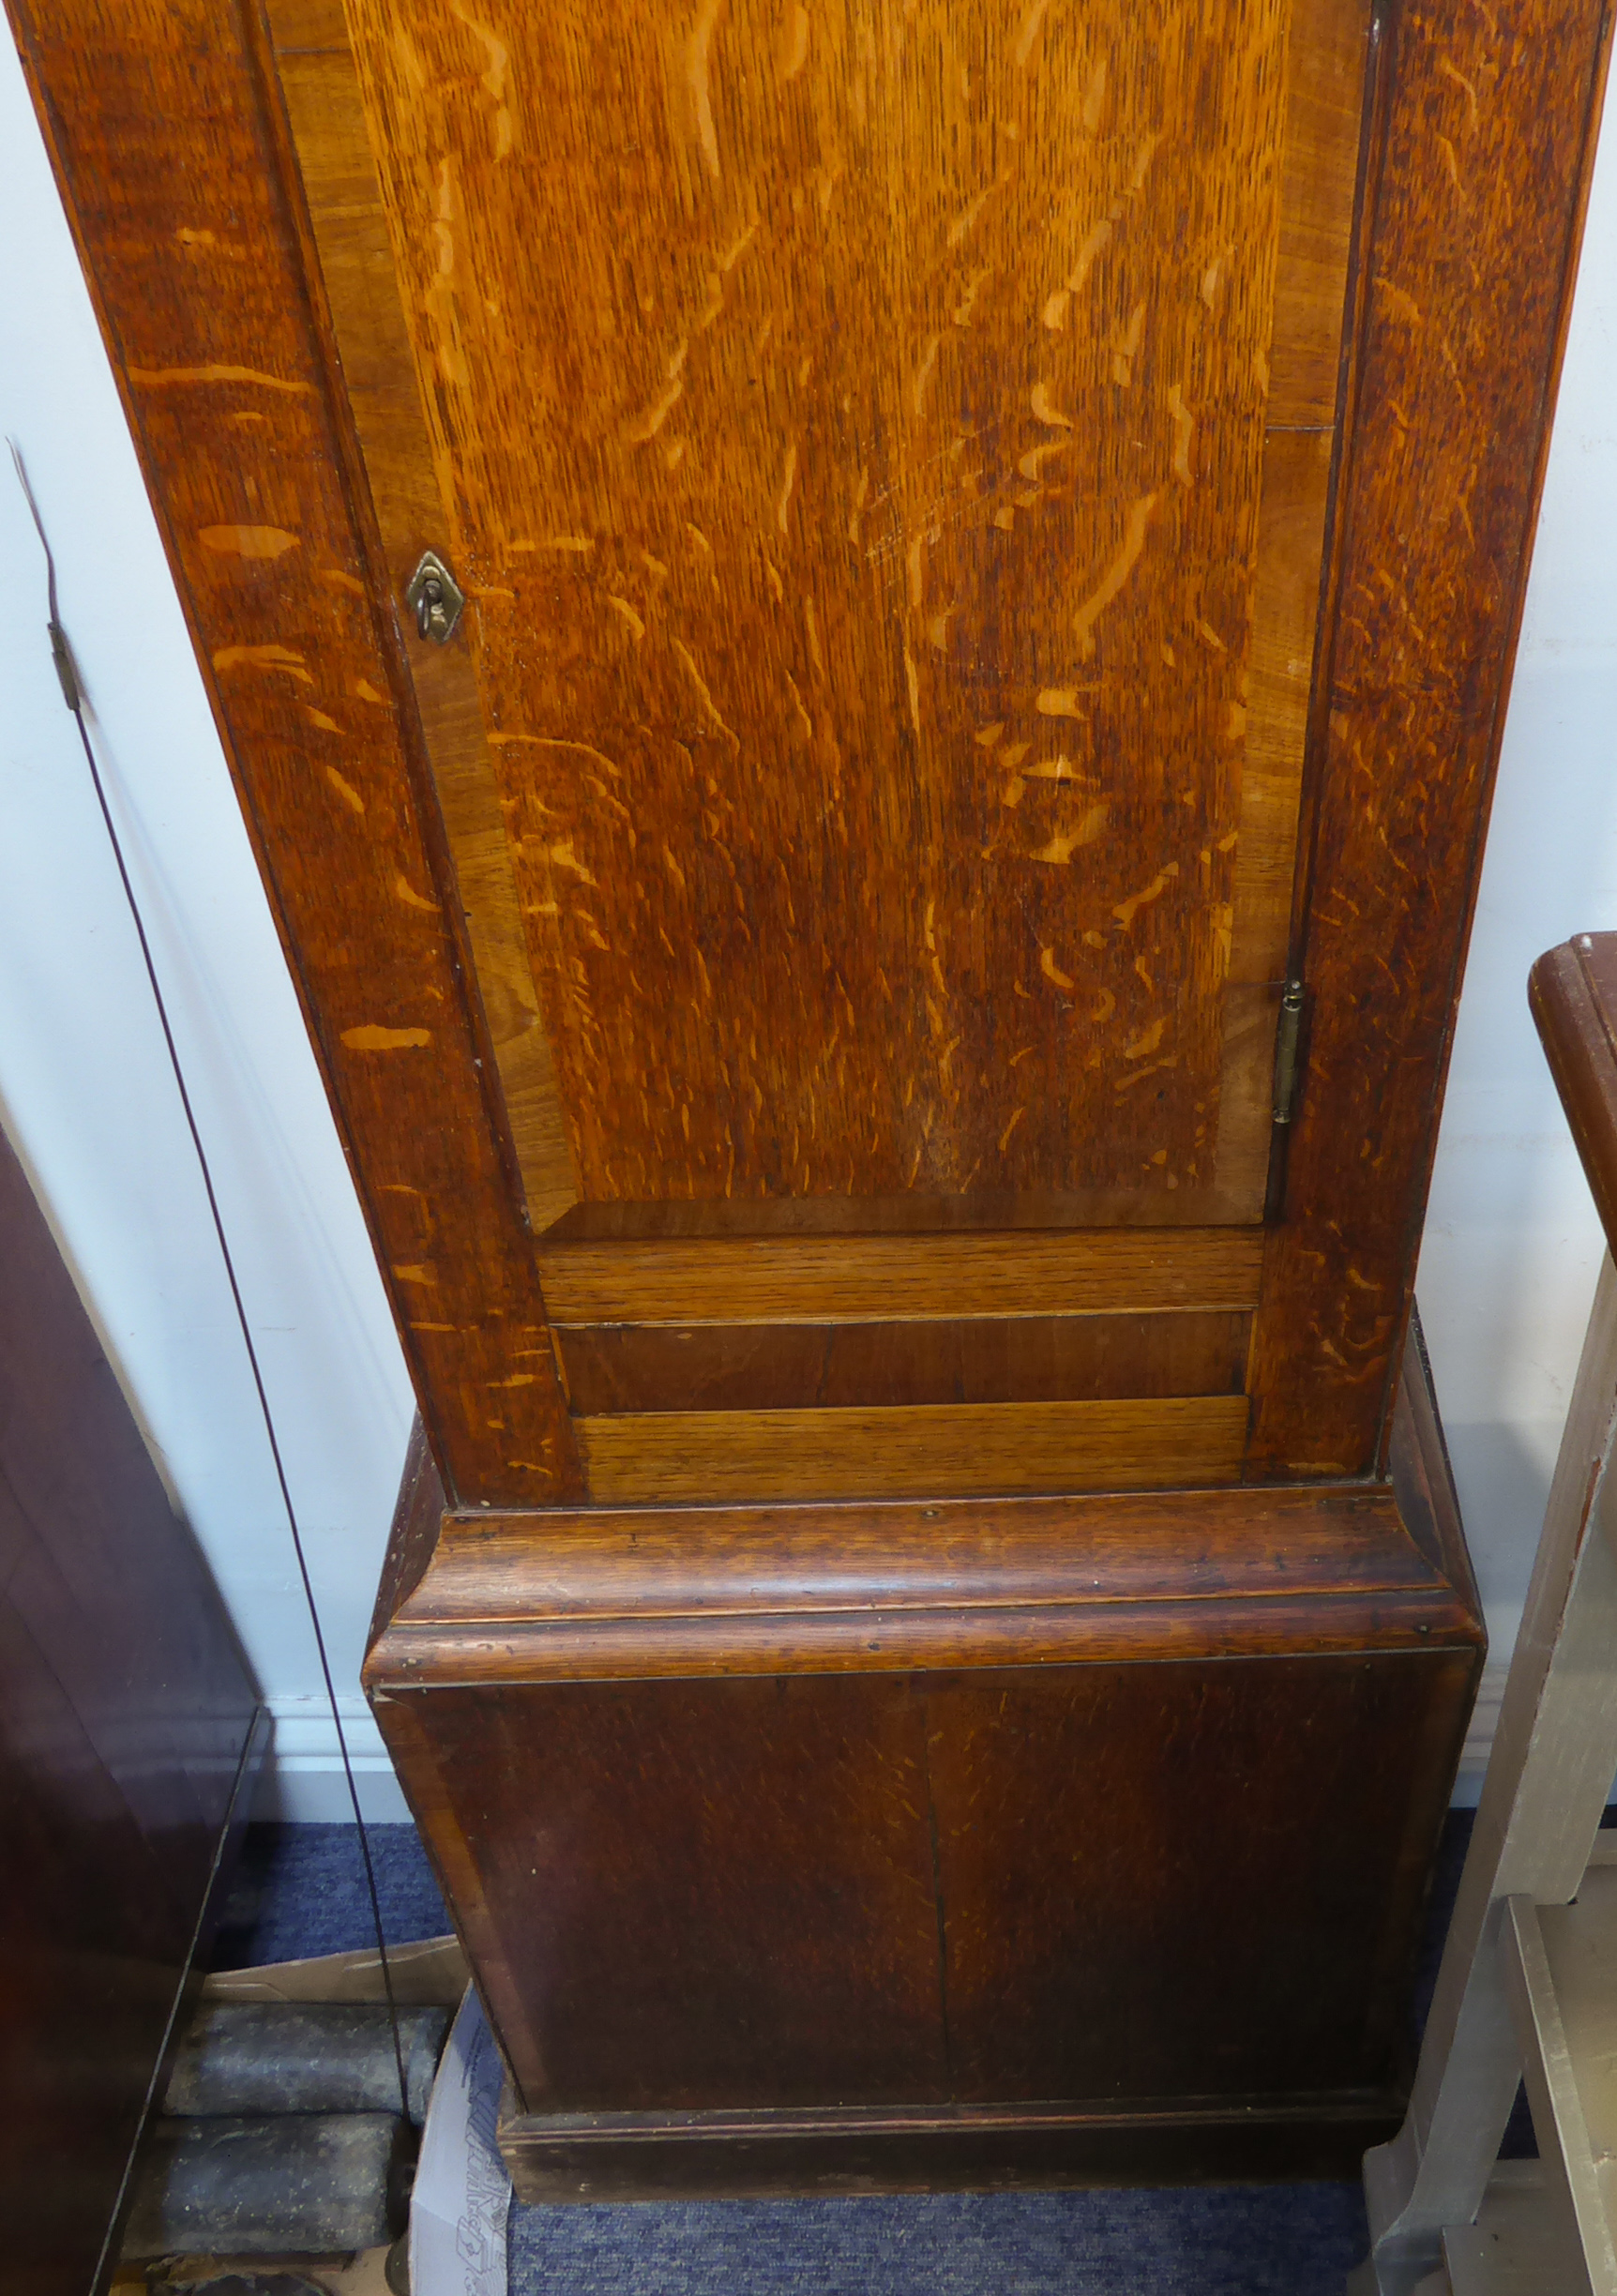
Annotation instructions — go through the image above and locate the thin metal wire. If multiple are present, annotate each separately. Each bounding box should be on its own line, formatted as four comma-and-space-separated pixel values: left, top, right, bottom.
8, 442, 412, 2122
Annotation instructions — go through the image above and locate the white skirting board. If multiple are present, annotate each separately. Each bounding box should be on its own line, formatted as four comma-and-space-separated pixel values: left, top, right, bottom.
1451, 1662, 1510, 1811
251, 1697, 414, 1823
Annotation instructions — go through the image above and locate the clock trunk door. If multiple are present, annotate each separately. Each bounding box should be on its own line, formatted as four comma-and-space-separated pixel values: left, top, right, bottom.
266, 0, 1368, 1503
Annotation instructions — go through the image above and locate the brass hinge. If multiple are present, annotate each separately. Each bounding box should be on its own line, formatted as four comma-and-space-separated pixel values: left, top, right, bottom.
1271, 980, 1307, 1125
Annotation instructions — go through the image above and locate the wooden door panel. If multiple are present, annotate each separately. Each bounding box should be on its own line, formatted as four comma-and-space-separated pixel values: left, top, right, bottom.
279, 0, 1367, 1231
255, 0, 1367, 1497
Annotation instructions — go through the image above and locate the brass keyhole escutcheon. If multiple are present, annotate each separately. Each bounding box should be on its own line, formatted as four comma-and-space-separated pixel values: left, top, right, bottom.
404, 549, 464, 645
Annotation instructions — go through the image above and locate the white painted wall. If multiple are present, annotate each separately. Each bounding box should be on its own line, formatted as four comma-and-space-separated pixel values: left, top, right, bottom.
2, 27, 1614, 1817
1417, 87, 1617, 1797
0, 33, 416, 1818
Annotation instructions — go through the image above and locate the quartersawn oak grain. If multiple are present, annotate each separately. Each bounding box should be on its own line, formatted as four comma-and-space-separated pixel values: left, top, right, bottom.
1247, 0, 1616, 1475
338, 0, 1360, 1212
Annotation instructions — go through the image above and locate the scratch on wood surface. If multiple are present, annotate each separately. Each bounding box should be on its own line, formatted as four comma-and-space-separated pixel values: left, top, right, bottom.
394, 874, 441, 914
212, 643, 311, 682
343, 1024, 433, 1050
998, 1106, 1027, 1151
688, 0, 724, 179
1073, 492, 1157, 656
129, 363, 313, 395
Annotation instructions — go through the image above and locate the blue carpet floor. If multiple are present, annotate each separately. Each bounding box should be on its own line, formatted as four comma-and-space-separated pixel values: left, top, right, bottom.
209, 1814, 1501, 2294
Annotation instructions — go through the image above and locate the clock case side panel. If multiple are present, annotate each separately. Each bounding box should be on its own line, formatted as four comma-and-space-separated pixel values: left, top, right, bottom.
1248, 0, 1617, 1476
2, 0, 582, 1511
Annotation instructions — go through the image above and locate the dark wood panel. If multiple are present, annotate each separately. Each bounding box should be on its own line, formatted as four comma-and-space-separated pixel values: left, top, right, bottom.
557, 1308, 1250, 1413
4, 0, 582, 1508
1247, 0, 1615, 1476
0, 1125, 260, 2296
929, 1649, 1473, 2100
377, 1675, 948, 2114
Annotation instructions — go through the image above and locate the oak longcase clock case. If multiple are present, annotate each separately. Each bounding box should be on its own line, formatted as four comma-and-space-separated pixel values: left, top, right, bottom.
11, 0, 1608, 2195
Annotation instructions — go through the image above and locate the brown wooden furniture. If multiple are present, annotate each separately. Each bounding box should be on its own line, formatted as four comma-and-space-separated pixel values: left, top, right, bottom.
9, 0, 1608, 2193
0, 1122, 261, 2295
